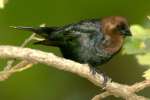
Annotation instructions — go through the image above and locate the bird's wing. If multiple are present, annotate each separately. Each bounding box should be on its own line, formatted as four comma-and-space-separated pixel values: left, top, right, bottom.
57, 19, 101, 39
11, 19, 102, 46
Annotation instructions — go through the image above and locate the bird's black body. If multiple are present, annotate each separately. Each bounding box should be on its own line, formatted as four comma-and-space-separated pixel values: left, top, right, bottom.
12, 16, 132, 86
13, 16, 131, 67
51, 19, 112, 66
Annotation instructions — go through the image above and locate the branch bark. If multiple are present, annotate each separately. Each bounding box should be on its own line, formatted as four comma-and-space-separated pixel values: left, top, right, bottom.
0, 45, 150, 100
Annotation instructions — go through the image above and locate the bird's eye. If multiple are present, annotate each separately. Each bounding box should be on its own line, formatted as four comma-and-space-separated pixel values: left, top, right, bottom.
117, 24, 126, 30
116, 24, 127, 33
116, 24, 131, 36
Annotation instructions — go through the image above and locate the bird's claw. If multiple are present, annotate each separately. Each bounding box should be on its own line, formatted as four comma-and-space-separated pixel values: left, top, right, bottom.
89, 67, 111, 89
101, 73, 112, 89
90, 66, 97, 75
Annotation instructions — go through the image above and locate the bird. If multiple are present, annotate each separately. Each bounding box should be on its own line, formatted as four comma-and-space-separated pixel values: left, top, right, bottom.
12, 16, 132, 85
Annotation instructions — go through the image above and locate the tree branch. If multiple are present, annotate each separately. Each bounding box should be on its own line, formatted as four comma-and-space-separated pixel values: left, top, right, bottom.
2, 33, 36, 80
91, 92, 111, 100
0, 45, 149, 100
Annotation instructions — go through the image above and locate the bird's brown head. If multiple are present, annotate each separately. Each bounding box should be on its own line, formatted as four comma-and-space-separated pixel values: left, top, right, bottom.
100, 16, 132, 37
100, 16, 132, 54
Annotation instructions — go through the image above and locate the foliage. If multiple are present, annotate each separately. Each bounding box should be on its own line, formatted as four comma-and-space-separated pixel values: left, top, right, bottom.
0, 0, 8, 9
123, 21, 150, 79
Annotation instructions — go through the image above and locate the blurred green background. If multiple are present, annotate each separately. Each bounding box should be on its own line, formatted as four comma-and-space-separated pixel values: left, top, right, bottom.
0, 0, 150, 100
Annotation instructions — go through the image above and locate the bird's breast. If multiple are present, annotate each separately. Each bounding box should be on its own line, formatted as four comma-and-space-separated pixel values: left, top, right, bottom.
102, 34, 124, 54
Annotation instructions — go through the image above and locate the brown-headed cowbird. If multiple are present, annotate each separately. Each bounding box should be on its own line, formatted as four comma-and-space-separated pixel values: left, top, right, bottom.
12, 16, 132, 84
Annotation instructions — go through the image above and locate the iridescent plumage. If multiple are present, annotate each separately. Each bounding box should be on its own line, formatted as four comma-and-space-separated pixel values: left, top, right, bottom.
12, 16, 131, 67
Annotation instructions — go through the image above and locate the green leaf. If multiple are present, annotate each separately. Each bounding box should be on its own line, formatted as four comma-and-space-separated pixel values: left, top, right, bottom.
143, 69, 150, 80
0, 0, 8, 9
123, 25, 150, 54
122, 24, 150, 79
136, 53, 150, 66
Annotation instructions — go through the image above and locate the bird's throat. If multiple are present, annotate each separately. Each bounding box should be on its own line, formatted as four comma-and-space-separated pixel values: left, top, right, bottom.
103, 35, 123, 54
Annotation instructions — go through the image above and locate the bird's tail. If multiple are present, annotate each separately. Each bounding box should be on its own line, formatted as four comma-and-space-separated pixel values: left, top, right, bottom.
10, 26, 64, 46
10, 26, 57, 38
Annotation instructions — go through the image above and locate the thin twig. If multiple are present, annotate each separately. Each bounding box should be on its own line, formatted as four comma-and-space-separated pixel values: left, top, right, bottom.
130, 80, 150, 93
0, 60, 35, 81
4, 33, 36, 71
0, 33, 36, 80
20, 33, 36, 47
91, 92, 111, 100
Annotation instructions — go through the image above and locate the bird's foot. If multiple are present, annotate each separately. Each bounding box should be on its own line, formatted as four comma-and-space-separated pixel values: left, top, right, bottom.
89, 67, 111, 88
100, 72, 111, 89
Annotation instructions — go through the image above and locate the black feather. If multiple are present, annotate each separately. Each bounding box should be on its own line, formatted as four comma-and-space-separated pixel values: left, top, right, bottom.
10, 26, 57, 38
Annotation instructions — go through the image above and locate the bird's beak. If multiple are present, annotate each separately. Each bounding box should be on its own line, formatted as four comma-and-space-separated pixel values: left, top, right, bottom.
120, 29, 132, 36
